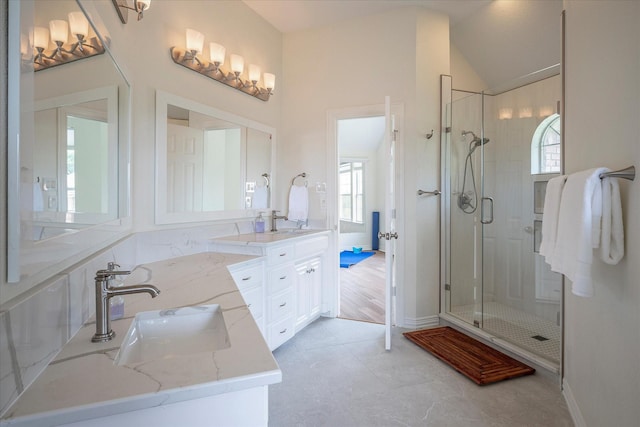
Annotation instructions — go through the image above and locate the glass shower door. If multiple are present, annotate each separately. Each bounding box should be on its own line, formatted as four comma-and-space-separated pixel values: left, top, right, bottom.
444, 85, 486, 328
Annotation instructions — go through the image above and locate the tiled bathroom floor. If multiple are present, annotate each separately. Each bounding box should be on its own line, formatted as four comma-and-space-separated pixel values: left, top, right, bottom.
269, 317, 573, 426
450, 301, 561, 364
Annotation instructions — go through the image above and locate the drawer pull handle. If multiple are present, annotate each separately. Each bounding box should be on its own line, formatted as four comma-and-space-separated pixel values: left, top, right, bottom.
248, 303, 252, 308
279, 253, 287, 257
242, 276, 251, 281
280, 328, 287, 334
280, 275, 287, 280
279, 302, 287, 307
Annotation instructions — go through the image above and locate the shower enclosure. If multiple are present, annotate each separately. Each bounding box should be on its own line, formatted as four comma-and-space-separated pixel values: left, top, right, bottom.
440, 74, 563, 372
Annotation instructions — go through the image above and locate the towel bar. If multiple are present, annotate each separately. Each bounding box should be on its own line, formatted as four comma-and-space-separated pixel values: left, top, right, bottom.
599, 166, 635, 181
292, 172, 307, 186
417, 189, 441, 196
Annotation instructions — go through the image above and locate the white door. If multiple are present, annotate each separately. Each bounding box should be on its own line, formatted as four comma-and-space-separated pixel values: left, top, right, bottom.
167, 123, 204, 212
382, 96, 397, 350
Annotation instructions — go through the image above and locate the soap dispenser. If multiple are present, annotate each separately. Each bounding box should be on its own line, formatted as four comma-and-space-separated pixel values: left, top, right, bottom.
255, 212, 266, 233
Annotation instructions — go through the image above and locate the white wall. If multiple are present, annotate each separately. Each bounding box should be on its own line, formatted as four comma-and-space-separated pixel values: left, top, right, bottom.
563, 1, 640, 425
85, 0, 282, 233
281, 7, 449, 326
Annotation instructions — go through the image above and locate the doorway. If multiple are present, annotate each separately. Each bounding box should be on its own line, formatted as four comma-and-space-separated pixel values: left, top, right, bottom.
336, 116, 386, 324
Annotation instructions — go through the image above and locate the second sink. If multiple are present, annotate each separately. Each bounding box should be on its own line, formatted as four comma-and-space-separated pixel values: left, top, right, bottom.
115, 304, 230, 366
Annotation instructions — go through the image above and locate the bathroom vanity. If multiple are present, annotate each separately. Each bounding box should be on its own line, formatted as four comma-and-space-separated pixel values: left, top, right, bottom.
0, 252, 281, 427
211, 229, 331, 350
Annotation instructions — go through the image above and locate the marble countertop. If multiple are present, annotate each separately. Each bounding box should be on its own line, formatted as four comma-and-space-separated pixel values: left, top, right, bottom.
1, 253, 281, 427
211, 229, 330, 246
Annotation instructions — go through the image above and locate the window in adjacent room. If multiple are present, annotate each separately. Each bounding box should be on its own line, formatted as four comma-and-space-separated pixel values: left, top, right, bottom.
339, 160, 364, 223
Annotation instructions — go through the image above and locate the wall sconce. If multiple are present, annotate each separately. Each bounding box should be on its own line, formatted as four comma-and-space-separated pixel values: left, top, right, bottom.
170, 29, 275, 102
112, 0, 151, 24
32, 12, 105, 72
519, 107, 533, 118
538, 106, 554, 118
498, 108, 513, 120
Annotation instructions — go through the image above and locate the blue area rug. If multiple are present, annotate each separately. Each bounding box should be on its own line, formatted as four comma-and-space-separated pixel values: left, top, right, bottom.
340, 250, 375, 268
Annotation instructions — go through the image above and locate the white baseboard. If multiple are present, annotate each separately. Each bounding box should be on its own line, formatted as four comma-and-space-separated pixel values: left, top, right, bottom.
402, 315, 439, 329
562, 379, 586, 427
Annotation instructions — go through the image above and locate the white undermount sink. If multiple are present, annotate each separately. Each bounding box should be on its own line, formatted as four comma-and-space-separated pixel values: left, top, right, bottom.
114, 304, 230, 366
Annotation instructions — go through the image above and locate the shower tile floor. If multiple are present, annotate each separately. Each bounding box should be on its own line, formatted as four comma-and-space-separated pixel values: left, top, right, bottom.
269, 317, 572, 426
450, 301, 561, 364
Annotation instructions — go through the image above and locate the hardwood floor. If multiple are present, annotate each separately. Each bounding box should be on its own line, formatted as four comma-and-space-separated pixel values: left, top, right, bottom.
338, 250, 385, 324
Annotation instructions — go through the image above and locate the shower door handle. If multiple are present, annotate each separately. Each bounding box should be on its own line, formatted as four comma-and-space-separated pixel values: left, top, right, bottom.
480, 197, 494, 224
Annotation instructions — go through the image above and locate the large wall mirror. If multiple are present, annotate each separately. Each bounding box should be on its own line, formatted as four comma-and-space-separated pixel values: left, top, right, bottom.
155, 91, 275, 224
5, 0, 130, 300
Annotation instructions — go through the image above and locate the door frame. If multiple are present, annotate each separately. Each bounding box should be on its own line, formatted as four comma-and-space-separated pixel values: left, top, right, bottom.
326, 102, 405, 328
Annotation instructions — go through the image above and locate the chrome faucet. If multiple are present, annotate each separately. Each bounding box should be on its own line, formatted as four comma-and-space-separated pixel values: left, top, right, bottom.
271, 210, 288, 232
91, 263, 160, 343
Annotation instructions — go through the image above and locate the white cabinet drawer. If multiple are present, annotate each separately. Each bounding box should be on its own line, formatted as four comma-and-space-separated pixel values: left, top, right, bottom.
268, 289, 294, 322
266, 244, 295, 265
268, 316, 295, 350
267, 264, 294, 294
229, 264, 263, 290
242, 286, 264, 320
295, 236, 329, 259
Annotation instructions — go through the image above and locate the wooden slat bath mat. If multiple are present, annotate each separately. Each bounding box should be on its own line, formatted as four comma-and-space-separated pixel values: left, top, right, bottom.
403, 326, 535, 385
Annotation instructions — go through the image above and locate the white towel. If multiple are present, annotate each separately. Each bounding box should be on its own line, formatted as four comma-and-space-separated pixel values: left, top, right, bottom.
288, 184, 308, 222
252, 185, 268, 209
551, 168, 608, 297
600, 175, 624, 265
539, 175, 567, 261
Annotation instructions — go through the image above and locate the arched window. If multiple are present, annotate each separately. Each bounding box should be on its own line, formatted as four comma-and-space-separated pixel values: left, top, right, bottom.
531, 113, 561, 174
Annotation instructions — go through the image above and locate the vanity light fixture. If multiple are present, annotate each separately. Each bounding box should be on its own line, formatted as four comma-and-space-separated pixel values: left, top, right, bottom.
112, 0, 151, 24
32, 13, 105, 72
170, 29, 275, 102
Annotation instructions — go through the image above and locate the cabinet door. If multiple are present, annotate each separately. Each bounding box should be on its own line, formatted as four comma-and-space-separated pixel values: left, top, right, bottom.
295, 263, 310, 329
295, 258, 322, 331
308, 258, 322, 319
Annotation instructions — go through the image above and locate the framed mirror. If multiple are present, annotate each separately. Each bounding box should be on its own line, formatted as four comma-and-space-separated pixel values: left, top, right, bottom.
155, 91, 275, 225
5, 0, 130, 298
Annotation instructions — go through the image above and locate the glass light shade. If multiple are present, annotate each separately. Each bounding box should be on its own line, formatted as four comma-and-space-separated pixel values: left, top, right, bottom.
263, 73, 276, 90
230, 54, 244, 74
34, 26, 50, 49
209, 42, 226, 65
136, 0, 151, 10
248, 64, 261, 83
49, 20, 69, 44
68, 12, 89, 37
186, 29, 204, 53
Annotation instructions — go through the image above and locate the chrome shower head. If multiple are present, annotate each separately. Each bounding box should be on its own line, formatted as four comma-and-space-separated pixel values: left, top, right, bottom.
462, 130, 490, 153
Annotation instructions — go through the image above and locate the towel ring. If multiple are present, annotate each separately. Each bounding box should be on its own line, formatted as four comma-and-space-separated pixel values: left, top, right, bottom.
292, 172, 307, 186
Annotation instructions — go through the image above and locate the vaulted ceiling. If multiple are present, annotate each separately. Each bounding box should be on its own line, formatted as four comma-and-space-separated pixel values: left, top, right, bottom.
243, 0, 562, 92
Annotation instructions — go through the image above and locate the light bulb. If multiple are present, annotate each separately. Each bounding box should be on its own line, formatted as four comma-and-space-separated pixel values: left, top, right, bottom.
263, 73, 276, 91
230, 54, 244, 75
49, 20, 69, 44
34, 26, 49, 49
209, 42, 226, 65
249, 64, 261, 83
186, 28, 204, 54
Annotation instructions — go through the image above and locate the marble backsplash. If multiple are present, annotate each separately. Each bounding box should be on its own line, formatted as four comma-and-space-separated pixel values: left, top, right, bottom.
0, 221, 252, 416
